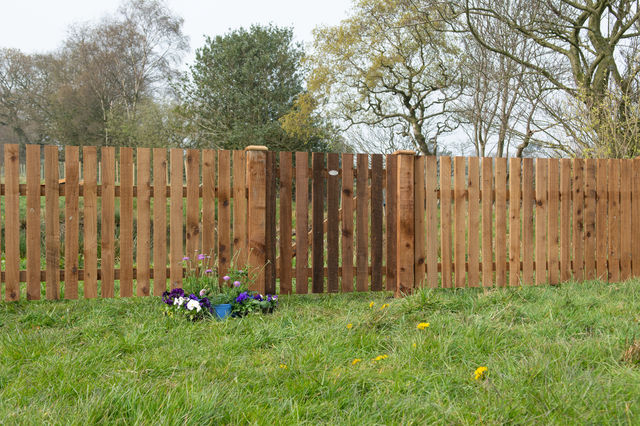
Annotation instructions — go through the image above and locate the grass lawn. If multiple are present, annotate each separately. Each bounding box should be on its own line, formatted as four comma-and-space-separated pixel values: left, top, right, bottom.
1, 280, 640, 424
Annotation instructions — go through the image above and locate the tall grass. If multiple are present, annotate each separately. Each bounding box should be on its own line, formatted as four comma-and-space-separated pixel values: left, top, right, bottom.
1, 280, 640, 424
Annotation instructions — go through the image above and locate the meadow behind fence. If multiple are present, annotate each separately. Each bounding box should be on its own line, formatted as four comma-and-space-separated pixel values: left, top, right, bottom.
1, 143, 638, 302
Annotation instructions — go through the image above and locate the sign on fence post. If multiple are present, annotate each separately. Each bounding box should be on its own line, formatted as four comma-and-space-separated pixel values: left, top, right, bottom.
245, 146, 268, 294
394, 150, 416, 296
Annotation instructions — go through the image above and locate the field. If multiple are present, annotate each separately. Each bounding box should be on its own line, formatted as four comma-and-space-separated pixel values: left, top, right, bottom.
1, 280, 640, 424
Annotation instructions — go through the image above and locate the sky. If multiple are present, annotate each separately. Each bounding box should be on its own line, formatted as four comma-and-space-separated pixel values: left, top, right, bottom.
0, 0, 353, 63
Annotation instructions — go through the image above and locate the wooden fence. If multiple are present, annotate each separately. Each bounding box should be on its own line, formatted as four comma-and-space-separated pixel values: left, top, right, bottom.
1, 143, 639, 301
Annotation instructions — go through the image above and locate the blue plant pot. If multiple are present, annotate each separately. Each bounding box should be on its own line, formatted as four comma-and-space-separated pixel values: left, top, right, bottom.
214, 304, 232, 320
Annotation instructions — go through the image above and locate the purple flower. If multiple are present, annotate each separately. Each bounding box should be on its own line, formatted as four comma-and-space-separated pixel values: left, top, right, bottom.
205, 269, 213, 274
236, 292, 249, 303
162, 288, 185, 305
253, 294, 264, 301
199, 289, 207, 297
223, 275, 231, 281
233, 281, 241, 287
182, 256, 190, 261
197, 254, 206, 260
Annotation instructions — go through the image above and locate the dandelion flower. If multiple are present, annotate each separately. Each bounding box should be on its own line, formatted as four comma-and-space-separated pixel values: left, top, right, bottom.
279, 364, 288, 369
346, 323, 353, 329
416, 322, 430, 330
351, 358, 362, 365
412, 343, 417, 348
380, 303, 389, 310
369, 301, 375, 309
372, 355, 389, 362
474, 366, 488, 380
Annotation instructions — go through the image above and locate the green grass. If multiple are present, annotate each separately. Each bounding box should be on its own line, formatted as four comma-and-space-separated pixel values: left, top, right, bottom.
2, 280, 640, 424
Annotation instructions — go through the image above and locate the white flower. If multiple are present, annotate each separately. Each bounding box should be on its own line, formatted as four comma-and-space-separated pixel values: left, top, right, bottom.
174, 297, 187, 307
186, 299, 202, 312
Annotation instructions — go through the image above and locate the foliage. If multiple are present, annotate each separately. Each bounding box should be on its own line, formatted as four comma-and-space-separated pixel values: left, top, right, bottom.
178, 25, 331, 152
161, 287, 213, 321
307, 0, 464, 155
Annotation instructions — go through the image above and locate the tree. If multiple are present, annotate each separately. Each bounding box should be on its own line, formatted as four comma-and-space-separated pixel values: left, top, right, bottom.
178, 25, 325, 151
307, 0, 464, 155
463, 0, 640, 156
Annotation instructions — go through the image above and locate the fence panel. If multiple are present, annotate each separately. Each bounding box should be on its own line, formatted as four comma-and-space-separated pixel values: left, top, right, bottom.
7, 143, 640, 303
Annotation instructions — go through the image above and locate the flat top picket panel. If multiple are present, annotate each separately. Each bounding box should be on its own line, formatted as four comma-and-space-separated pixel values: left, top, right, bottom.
535, 158, 548, 285
100, 146, 116, 298
481, 157, 493, 287
495, 158, 507, 288
595, 159, 608, 280
467, 157, 480, 287
522, 158, 534, 285
327, 153, 340, 293
64, 146, 80, 299
454, 157, 466, 288
584, 159, 597, 280
153, 148, 168, 296
169, 149, 184, 288
5, 145, 20, 301
137, 148, 151, 297
608, 159, 621, 283
341, 153, 355, 293
120, 147, 134, 297
509, 158, 521, 287
370, 154, 384, 291
26, 144, 41, 300
547, 159, 559, 285
279, 152, 293, 295
356, 154, 369, 292
440, 156, 453, 288
385, 154, 398, 291
295, 152, 309, 294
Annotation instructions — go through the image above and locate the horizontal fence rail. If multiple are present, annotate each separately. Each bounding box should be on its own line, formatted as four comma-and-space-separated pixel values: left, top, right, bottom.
1, 143, 639, 302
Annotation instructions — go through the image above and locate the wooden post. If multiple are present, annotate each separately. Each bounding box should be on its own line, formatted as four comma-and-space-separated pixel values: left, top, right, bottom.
395, 150, 415, 296
246, 145, 268, 294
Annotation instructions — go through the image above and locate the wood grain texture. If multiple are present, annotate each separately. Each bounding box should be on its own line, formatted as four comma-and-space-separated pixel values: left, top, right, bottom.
4, 145, 20, 301
596, 159, 608, 280
481, 157, 493, 287
583, 159, 596, 280
633, 158, 640, 277
522, 158, 534, 285
495, 158, 507, 287
327, 153, 340, 293
119, 147, 134, 297
83, 147, 98, 299
218, 150, 231, 281
467, 157, 480, 287
572, 159, 584, 281
370, 154, 384, 291
509, 158, 521, 287
547, 159, 559, 285
341, 154, 354, 292
312, 153, 325, 293
396, 152, 415, 295
535, 159, 548, 285
100, 147, 115, 298
246, 149, 267, 293
356, 154, 369, 292
454, 157, 466, 288
153, 148, 168, 295
440, 156, 452, 288
264, 151, 277, 294
26, 144, 41, 300
608, 159, 620, 282
279, 152, 293, 294
64, 145, 80, 299
295, 152, 309, 293
620, 159, 632, 280
385, 154, 397, 291
185, 149, 201, 260
233, 150, 247, 268
414, 156, 426, 287
201, 150, 216, 262
425, 156, 439, 288
559, 159, 572, 283
136, 148, 151, 296
170, 149, 184, 289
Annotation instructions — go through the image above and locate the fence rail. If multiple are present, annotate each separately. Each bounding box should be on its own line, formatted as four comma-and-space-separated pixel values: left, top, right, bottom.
1, 143, 639, 302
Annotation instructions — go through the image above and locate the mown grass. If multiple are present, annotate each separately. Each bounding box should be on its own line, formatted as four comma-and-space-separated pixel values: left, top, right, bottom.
1, 280, 640, 424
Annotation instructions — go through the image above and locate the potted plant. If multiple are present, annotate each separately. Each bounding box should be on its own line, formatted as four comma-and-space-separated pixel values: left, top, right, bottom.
207, 291, 233, 320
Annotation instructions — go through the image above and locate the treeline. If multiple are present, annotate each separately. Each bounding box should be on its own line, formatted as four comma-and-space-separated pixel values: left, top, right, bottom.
2, 0, 640, 158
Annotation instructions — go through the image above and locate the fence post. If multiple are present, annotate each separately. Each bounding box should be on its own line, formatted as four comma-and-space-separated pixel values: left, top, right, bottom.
395, 150, 416, 296
245, 145, 268, 294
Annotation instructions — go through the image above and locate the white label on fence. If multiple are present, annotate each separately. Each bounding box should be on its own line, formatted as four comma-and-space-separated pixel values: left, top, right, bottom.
328, 170, 339, 176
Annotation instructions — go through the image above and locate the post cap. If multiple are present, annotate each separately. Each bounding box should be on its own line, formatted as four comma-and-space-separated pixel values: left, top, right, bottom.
393, 150, 416, 156
245, 145, 269, 151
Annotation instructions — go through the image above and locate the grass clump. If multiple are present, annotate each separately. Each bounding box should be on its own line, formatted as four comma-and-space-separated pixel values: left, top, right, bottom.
1, 280, 640, 424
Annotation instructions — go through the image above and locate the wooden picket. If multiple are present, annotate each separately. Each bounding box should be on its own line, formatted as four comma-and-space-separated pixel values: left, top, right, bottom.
4, 143, 640, 303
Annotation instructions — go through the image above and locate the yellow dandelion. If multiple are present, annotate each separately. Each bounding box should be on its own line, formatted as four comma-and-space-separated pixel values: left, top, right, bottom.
416, 322, 430, 330
369, 301, 375, 309
372, 354, 389, 362
347, 323, 353, 329
380, 303, 389, 310
352, 358, 362, 365
412, 342, 417, 348
474, 366, 488, 380
279, 364, 288, 369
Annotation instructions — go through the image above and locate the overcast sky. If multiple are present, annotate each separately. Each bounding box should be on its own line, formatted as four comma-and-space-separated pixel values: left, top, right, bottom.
1, 0, 352, 63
